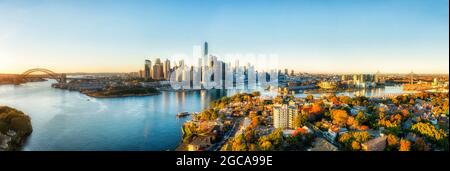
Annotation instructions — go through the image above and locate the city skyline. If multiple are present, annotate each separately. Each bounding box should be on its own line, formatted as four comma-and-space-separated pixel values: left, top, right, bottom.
1, 0, 449, 74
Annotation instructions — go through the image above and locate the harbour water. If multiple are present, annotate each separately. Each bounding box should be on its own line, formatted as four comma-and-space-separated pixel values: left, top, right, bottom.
0, 80, 407, 151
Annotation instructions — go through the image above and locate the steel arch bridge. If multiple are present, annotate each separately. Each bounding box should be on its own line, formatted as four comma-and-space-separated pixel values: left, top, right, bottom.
20, 68, 66, 83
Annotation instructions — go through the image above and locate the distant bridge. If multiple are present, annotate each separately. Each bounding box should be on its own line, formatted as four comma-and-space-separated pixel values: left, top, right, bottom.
19, 68, 66, 84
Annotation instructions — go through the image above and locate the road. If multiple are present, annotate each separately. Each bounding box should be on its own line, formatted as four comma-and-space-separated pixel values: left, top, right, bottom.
208, 117, 244, 151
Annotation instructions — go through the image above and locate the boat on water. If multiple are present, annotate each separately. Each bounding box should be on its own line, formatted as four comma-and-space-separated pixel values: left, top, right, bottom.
176, 112, 191, 118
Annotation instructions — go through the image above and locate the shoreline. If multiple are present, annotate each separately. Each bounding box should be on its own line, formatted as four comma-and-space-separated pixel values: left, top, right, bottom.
0, 79, 47, 85
85, 92, 162, 98
303, 86, 399, 94
0, 106, 33, 151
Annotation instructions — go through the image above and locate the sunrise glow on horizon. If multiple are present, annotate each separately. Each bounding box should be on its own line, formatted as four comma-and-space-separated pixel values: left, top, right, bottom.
0, 0, 448, 74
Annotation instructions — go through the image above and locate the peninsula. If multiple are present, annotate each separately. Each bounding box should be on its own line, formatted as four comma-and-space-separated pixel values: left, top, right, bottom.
0, 106, 33, 151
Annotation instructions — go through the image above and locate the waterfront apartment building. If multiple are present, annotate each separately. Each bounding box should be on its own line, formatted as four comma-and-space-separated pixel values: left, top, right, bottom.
273, 101, 298, 129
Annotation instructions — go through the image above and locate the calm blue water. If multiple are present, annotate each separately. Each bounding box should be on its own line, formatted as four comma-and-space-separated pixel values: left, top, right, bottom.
0, 80, 228, 151
0, 80, 406, 151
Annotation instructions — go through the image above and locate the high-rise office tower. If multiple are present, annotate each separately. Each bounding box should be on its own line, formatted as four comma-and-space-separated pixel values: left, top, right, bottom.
208, 55, 217, 68
155, 58, 161, 65
153, 64, 163, 80
164, 59, 171, 80
204, 41, 208, 56
152, 65, 159, 80
152, 58, 164, 80
145, 60, 152, 79
201, 42, 209, 86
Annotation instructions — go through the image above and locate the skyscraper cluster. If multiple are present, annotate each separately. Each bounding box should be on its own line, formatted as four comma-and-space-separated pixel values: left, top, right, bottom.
171, 41, 269, 90
139, 42, 278, 89
141, 58, 171, 80
339, 72, 385, 89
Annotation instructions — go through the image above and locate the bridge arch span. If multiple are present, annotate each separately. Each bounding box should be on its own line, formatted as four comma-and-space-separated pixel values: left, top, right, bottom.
20, 68, 66, 83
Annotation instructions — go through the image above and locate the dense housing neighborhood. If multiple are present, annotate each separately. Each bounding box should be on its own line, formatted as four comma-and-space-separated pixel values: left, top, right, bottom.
178, 89, 449, 151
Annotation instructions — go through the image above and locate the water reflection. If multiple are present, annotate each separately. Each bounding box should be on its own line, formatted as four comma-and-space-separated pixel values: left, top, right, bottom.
0, 80, 408, 151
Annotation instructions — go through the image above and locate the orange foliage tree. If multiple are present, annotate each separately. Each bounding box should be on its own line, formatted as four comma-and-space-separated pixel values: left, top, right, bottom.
399, 139, 411, 151
387, 134, 399, 150
331, 109, 349, 127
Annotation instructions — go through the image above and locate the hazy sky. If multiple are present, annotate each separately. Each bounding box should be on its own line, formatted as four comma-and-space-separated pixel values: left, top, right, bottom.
0, 0, 448, 74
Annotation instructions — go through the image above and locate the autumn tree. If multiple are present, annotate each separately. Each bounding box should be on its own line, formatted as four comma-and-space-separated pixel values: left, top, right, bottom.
331, 109, 349, 127
259, 139, 273, 151
257, 129, 283, 151
249, 143, 259, 151
409, 98, 415, 105
250, 117, 259, 128
355, 111, 368, 124
306, 95, 314, 102
211, 110, 218, 120
400, 109, 410, 118
338, 133, 352, 145
293, 113, 307, 128
346, 116, 359, 129
232, 133, 248, 151
351, 141, 361, 151
268, 129, 283, 147
387, 134, 399, 151
338, 131, 371, 151
311, 102, 323, 114
353, 131, 371, 143
338, 96, 351, 105
244, 128, 257, 143
411, 122, 448, 143
399, 139, 411, 151
330, 96, 339, 104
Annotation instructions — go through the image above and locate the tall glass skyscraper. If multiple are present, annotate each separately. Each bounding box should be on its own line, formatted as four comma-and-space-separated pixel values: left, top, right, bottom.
204, 41, 208, 56
145, 60, 152, 79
